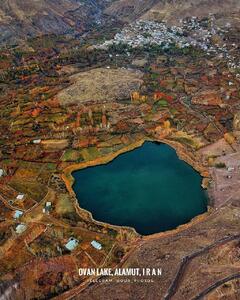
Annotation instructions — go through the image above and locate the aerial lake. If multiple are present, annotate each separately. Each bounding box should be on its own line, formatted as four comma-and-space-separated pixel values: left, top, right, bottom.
73, 142, 208, 235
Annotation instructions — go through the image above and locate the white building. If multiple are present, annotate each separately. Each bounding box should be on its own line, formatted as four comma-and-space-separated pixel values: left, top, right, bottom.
16, 194, 25, 200
33, 139, 41, 144
65, 237, 79, 251
91, 240, 102, 250
16, 224, 27, 234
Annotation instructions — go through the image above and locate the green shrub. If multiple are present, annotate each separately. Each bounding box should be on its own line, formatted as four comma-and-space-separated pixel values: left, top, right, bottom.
215, 162, 226, 168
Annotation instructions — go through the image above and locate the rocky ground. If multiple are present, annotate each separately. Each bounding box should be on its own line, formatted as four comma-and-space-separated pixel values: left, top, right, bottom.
57, 68, 144, 105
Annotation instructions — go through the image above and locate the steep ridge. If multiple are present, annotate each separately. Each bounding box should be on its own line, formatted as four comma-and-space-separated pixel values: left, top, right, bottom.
142, 0, 240, 25
105, 0, 240, 25
104, 0, 160, 22
0, 0, 114, 45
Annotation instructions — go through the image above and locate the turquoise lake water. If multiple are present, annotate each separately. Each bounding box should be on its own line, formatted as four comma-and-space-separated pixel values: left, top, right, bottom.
73, 142, 208, 235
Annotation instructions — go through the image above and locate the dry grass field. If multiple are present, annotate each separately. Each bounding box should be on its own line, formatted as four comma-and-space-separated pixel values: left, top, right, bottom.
57, 68, 144, 105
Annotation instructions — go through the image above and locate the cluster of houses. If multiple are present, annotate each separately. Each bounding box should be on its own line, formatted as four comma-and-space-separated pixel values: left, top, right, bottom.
12, 200, 103, 253
96, 17, 239, 73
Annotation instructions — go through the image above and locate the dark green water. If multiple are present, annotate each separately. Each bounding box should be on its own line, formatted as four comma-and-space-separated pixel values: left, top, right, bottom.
73, 142, 208, 235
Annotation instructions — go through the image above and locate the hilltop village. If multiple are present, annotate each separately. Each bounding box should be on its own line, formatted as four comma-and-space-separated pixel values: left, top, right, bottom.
0, 13, 239, 299
97, 17, 240, 71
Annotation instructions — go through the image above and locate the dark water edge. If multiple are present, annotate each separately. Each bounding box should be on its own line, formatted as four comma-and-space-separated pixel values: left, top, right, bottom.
73, 142, 208, 235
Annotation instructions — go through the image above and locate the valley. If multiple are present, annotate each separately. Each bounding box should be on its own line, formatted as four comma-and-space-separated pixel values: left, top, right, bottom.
0, 1, 240, 299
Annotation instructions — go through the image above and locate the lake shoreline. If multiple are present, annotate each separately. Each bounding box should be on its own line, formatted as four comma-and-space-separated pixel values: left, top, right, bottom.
62, 137, 211, 237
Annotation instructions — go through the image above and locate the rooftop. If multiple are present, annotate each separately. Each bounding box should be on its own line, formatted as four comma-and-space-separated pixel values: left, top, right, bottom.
65, 238, 79, 251
91, 240, 102, 250
13, 210, 23, 219
16, 194, 25, 200
16, 224, 27, 234
0, 169, 4, 177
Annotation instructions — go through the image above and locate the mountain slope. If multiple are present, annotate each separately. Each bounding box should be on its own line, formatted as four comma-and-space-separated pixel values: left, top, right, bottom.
0, 0, 114, 44
105, 0, 240, 25
142, 0, 240, 25
0, 0, 240, 45
104, 0, 160, 22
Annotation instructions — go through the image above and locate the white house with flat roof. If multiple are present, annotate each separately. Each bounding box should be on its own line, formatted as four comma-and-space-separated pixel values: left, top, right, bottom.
33, 139, 41, 144
65, 237, 79, 251
91, 240, 102, 250
16, 194, 24, 200
16, 224, 27, 234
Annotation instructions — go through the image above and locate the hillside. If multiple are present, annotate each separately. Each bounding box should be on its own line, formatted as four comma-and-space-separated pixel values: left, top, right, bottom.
0, 0, 240, 44
0, 0, 114, 45
142, 0, 240, 26
105, 0, 240, 25
0, 0, 240, 45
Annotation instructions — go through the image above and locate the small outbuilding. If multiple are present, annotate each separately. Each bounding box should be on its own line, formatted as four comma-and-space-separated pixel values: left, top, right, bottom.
65, 237, 79, 251
13, 210, 23, 219
0, 169, 4, 177
43, 202, 52, 214
16, 224, 27, 234
33, 139, 41, 144
91, 240, 102, 250
16, 194, 25, 200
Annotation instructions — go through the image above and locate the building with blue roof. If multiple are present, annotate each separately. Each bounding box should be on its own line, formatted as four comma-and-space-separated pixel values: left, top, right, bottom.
65, 237, 79, 251
13, 210, 23, 219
